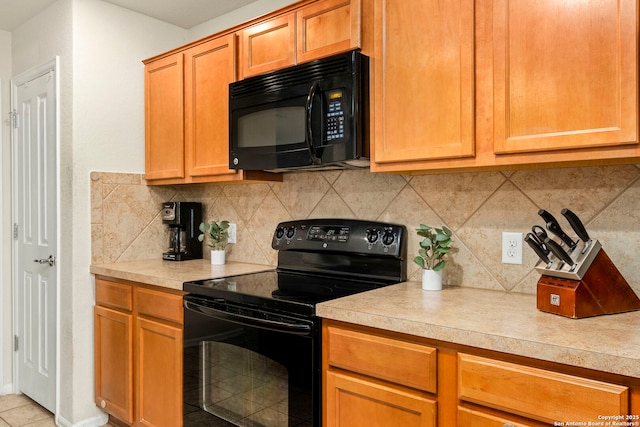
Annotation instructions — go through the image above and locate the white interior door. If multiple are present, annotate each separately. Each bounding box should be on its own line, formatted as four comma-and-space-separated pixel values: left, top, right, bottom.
12, 62, 57, 413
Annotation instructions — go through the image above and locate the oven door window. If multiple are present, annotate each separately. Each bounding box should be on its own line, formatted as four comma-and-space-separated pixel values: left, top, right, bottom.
184, 306, 316, 427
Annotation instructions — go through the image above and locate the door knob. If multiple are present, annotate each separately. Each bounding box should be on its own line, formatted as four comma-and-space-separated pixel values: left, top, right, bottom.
33, 255, 56, 267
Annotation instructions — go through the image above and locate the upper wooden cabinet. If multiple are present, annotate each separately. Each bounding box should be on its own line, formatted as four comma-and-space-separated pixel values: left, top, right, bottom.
239, 13, 296, 79
144, 54, 184, 181
371, 0, 476, 164
492, 0, 638, 155
144, 34, 281, 185
238, 0, 361, 79
369, 0, 640, 173
183, 35, 237, 179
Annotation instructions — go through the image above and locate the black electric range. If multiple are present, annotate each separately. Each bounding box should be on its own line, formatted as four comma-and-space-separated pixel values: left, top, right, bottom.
182, 219, 407, 427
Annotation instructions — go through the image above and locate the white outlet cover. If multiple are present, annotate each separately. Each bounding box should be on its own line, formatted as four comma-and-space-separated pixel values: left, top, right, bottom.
228, 223, 237, 244
502, 231, 523, 264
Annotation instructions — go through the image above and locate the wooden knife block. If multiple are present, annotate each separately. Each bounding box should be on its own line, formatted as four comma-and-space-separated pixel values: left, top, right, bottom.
536, 248, 640, 318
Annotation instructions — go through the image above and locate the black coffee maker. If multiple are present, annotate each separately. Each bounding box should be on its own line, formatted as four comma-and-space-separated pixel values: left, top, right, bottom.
161, 202, 203, 261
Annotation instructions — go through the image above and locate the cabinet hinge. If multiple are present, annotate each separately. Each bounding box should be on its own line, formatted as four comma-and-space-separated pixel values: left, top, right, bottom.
14, 335, 18, 352
13, 223, 18, 240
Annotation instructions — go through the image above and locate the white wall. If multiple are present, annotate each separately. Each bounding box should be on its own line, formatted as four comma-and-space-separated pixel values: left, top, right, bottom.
70, 1, 185, 422
0, 29, 11, 394
4, 0, 307, 424
188, 0, 299, 40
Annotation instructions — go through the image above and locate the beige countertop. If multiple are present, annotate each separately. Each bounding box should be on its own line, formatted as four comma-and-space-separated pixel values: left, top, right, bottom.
317, 282, 640, 379
90, 259, 274, 290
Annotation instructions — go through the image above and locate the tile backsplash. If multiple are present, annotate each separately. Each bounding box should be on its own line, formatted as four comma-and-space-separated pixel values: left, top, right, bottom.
91, 164, 640, 295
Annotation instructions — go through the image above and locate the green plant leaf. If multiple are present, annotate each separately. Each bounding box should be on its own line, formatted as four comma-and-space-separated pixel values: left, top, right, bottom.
433, 260, 445, 271
413, 256, 426, 269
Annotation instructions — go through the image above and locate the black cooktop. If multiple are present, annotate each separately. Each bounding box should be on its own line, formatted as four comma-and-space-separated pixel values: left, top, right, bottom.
184, 219, 408, 318
183, 270, 393, 317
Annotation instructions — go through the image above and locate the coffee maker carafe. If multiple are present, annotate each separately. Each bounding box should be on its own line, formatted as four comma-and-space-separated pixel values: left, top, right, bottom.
162, 202, 203, 261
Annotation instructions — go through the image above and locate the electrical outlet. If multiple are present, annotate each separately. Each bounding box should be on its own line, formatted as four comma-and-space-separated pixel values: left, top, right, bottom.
502, 232, 523, 264
228, 223, 237, 244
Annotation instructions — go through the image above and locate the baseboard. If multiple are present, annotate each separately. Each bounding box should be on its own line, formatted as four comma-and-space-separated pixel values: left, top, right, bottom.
55, 411, 109, 427
0, 384, 13, 395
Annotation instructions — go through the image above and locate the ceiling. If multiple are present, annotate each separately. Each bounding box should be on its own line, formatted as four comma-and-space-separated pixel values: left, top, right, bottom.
0, 0, 259, 32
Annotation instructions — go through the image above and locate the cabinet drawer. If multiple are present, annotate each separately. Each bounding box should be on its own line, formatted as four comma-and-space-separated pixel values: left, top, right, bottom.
136, 287, 183, 325
326, 325, 437, 393
326, 370, 436, 427
458, 353, 629, 424
95, 278, 132, 311
458, 406, 546, 427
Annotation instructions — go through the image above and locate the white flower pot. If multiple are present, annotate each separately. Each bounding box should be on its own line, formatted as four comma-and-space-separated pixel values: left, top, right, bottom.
210, 249, 226, 265
421, 269, 443, 291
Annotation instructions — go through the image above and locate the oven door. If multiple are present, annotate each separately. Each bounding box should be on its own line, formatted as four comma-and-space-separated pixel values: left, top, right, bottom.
183, 295, 319, 427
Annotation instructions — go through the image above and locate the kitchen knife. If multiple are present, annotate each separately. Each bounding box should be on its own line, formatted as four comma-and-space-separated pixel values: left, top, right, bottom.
525, 233, 552, 267
544, 237, 577, 270
560, 208, 590, 243
538, 209, 560, 227
539, 209, 577, 251
546, 221, 577, 251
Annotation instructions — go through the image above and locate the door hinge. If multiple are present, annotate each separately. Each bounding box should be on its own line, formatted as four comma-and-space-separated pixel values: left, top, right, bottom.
11, 109, 19, 129
14, 335, 18, 352
13, 223, 18, 240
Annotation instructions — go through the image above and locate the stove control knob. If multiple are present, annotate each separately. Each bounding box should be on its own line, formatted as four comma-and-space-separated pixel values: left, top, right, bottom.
366, 229, 379, 243
275, 227, 285, 239
286, 226, 296, 239
382, 231, 395, 246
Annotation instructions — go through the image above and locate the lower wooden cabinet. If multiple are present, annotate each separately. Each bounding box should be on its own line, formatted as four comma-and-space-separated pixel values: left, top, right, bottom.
325, 370, 437, 426
323, 320, 637, 427
94, 276, 184, 427
95, 305, 134, 424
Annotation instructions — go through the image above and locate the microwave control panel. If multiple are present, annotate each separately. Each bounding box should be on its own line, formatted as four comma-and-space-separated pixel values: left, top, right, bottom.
326, 89, 346, 141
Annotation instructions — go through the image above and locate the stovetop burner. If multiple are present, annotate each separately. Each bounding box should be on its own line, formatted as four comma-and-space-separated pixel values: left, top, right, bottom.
183, 219, 408, 318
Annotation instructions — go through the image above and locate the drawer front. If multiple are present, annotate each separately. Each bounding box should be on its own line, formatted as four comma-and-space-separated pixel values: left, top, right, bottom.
326, 325, 437, 393
326, 370, 436, 427
95, 278, 132, 311
458, 353, 629, 424
458, 406, 546, 427
136, 287, 183, 325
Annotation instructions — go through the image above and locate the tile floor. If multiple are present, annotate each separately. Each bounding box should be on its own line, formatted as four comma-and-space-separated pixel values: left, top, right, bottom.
0, 395, 113, 427
0, 394, 54, 427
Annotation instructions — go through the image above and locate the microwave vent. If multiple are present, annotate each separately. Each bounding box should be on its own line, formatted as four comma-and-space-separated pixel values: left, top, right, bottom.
231, 50, 361, 98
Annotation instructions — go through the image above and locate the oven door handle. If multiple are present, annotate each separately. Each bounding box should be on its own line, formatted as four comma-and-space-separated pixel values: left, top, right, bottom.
184, 298, 312, 336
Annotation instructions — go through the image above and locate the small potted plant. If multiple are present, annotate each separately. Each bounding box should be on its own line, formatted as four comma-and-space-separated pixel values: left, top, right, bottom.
413, 224, 452, 291
198, 220, 230, 265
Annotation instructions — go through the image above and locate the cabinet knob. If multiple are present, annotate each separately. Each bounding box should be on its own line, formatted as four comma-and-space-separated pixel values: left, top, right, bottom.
100, 399, 106, 409
503, 424, 515, 427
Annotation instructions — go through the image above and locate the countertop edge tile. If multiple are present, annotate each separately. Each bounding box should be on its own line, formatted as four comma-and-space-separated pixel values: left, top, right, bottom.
317, 281, 640, 379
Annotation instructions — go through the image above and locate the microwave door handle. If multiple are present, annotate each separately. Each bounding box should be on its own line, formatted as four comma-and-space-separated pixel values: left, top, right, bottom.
305, 81, 322, 165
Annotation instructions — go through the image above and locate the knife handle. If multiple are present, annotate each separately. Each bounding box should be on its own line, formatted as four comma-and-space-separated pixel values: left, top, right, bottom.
525, 233, 551, 265
546, 221, 577, 250
544, 237, 576, 267
538, 209, 559, 226
561, 208, 590, 242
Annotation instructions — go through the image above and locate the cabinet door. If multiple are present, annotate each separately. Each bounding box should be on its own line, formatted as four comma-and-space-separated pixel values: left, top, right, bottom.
144, 53, 185, 181
94, 306, 133, 424
492, 0, 638, 154
371, 0, 475, 166
184, 34, 238, 179
296, 0, 361, 64
325, 370, 436, 427
239, 13, 296, 79
136, 317, 183, 427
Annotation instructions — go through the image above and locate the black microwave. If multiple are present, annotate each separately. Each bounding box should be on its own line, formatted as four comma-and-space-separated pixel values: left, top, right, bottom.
229, 50, 369, 172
